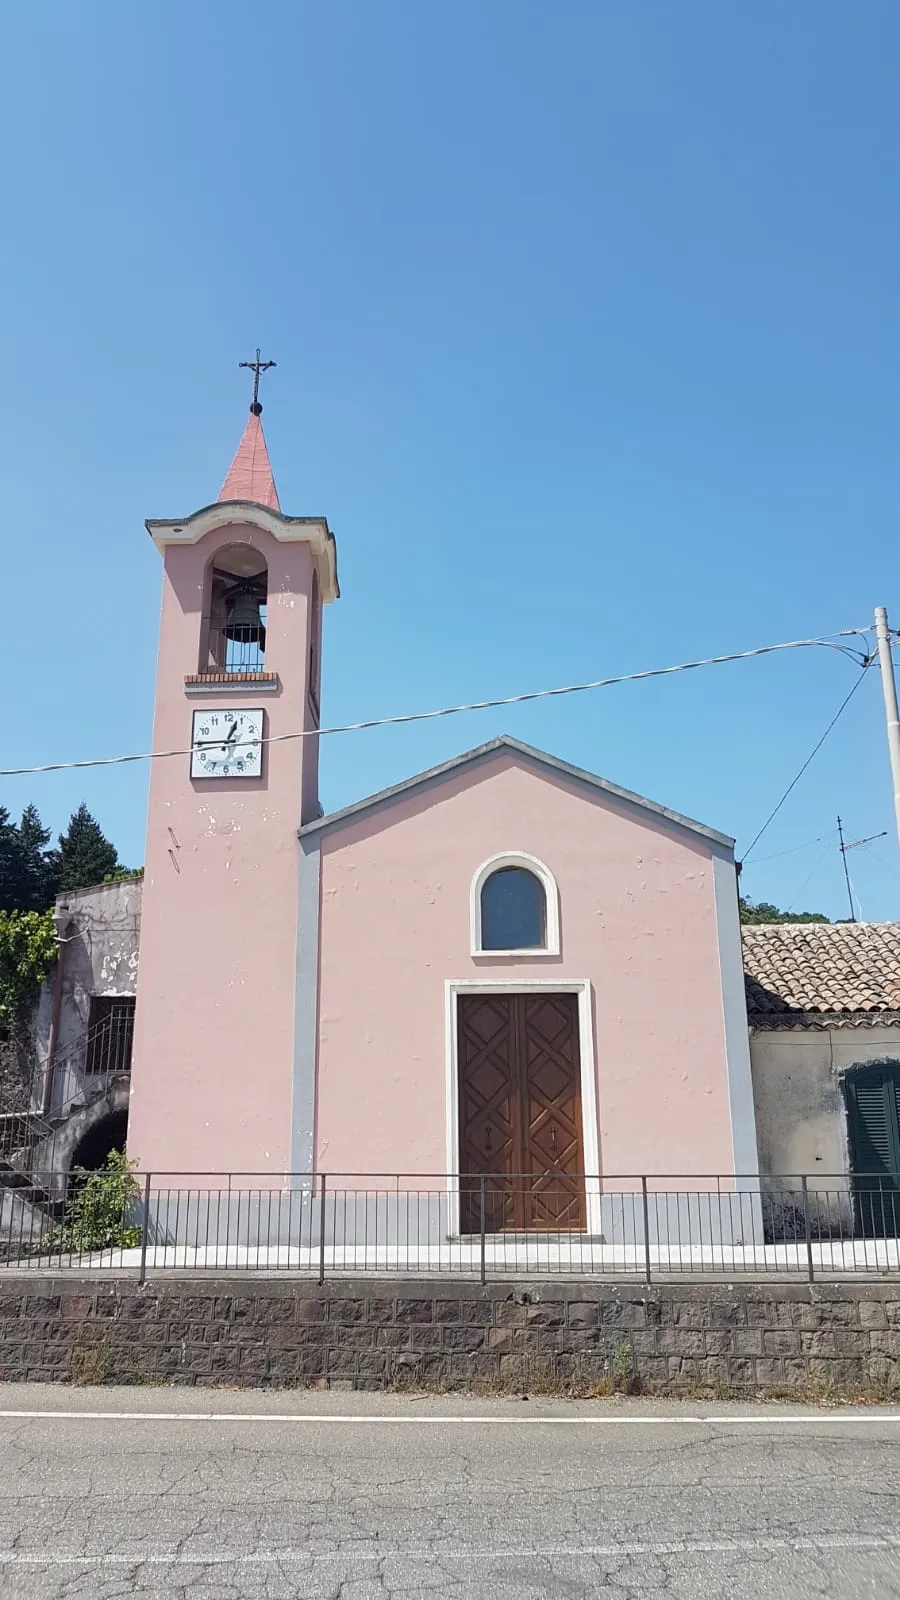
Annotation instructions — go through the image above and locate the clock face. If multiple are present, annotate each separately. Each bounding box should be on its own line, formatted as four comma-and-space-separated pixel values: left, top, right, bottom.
191, 708, 264, 779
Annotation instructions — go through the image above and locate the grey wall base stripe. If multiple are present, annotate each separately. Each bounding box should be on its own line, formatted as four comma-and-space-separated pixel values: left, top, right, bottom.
713, 853, 761, 1189
291, 834, 321, 1176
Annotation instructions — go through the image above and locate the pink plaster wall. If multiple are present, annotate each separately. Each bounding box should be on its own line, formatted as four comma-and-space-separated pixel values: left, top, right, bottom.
128, 521, 316, 1175
314, 752, 736, 1179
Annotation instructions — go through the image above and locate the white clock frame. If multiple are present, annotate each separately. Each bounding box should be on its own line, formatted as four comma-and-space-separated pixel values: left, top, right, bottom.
190, 707, 265, 780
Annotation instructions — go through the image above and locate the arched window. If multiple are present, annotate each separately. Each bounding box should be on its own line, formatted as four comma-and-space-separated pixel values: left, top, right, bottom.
470, 853, 560, 956
481, 868, 545, 950
308, 570, 321, 722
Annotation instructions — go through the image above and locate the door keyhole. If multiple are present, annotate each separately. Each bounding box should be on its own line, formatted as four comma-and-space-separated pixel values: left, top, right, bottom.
551, 1125, 557, 1153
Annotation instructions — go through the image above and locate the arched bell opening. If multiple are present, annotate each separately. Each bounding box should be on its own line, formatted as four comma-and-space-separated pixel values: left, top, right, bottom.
202, 545, 268, 673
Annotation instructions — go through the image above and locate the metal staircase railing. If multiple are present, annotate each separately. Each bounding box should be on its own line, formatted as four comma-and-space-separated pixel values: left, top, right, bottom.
0, 1009, 134, 1186
0, 1111, 54, 1175
46, 1008, 134, 1125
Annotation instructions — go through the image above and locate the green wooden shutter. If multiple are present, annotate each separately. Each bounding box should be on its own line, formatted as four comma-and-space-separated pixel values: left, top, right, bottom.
846, 1067, 900, 1236
847, 1070, 900, 1186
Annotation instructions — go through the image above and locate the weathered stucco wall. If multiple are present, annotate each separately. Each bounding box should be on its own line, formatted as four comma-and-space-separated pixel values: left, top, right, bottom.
750, 1025, 900, 1182
32, 880, 141, 1115
313, 752, 746, 1180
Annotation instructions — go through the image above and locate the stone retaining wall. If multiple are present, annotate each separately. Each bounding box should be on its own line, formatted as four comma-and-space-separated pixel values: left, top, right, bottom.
1, 1276, 899, 1393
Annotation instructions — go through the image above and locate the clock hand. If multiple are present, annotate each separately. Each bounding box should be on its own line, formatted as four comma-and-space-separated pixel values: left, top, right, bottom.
224, 721, 239, 744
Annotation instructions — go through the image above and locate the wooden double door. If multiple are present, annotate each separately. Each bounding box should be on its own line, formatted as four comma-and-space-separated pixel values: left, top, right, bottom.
457, 991, 586, 1232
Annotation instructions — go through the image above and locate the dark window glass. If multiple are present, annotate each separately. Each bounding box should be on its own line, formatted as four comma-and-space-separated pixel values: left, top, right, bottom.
480, 867, 546, 951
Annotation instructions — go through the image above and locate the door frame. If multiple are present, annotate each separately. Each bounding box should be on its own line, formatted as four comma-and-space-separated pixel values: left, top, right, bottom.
445, 979, 601, 1237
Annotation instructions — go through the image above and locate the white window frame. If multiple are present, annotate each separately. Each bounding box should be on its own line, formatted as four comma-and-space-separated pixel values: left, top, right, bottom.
470, 851, 560, 958
444, 978, 601, 1237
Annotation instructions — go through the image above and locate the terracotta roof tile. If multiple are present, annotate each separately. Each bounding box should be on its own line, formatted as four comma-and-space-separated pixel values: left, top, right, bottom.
218, 413, 280, 510
742, 921, 900, 1021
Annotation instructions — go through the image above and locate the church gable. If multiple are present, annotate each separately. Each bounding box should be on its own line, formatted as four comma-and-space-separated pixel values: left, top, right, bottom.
301, 734, 733, 857
311, 731, 746, 1185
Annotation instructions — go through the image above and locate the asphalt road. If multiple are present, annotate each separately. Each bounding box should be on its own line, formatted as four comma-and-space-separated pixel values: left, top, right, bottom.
0, 1387, 899, 1598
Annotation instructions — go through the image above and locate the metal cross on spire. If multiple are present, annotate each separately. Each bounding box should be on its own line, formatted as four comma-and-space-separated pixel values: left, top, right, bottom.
239, 349, 277, 415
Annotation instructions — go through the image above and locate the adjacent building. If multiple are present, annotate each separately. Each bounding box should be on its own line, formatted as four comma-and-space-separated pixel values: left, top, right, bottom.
746, 922, 900, 1204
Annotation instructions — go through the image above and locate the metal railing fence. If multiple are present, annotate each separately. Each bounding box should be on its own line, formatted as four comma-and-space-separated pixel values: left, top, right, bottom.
0, 1113, 52, 1172
208, 618, 267, 674
50, 1009, 134, 1122
3, 1170, 900, 1282
0, 1014, 135, 1183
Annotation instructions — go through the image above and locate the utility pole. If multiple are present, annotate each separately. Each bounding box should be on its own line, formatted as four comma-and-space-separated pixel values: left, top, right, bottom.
836, 816, 855, 922
875, 606, 900, 853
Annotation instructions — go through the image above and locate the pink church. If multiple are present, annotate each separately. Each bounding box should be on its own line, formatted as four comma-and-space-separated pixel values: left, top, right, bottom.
127, 401, 758, 1242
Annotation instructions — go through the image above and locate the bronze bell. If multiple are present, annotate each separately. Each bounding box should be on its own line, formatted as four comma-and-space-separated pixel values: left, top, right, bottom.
224, 589, 266, 649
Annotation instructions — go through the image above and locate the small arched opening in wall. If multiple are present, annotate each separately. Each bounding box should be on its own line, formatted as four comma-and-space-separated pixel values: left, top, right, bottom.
843, 1059, 900, 1237
69, 1108, 128, 1173
200, 544, 269, 674
40, 1079, 131, 1205
470, 852, 560, 957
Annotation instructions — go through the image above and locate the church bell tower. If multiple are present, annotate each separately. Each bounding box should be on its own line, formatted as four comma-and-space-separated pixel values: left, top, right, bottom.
128, 365, 339, 1175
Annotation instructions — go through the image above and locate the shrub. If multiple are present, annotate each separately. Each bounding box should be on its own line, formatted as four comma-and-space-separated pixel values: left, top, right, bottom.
56, 1151, 142, 1252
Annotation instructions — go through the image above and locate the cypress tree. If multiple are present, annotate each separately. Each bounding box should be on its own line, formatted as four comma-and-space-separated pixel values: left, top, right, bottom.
52, 804, 121, 893
16, 805, 54, 910
0, 805, 56, 912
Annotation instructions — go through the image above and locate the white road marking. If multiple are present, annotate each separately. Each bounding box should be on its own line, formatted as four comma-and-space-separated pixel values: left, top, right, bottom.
0, 1534, 899, 1565
0, 1408, 898, 1425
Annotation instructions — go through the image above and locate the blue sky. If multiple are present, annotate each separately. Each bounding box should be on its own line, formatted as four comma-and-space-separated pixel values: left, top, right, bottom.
1, 1, 898, 919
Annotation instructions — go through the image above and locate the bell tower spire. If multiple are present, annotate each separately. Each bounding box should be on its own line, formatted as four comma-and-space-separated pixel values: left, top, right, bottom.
218, 351, 280, 510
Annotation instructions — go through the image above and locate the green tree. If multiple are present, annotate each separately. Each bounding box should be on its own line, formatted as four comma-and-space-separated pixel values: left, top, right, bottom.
0, 909, 57, 1030
15, 805, 55, 910
0, 808, 18, 911
739, 897, 829, 926
50, 804, 121, 894
0, 804, 55, 913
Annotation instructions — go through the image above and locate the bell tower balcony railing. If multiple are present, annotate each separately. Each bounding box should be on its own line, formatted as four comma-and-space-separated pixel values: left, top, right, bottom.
188, 590, 279, 691
208, 617, 267, 675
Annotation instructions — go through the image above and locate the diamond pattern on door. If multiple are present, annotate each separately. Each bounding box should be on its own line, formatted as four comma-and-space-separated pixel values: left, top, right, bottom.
521, 994, 585, 1228
457, 995, 518, 1231
457, 992, 586, 1232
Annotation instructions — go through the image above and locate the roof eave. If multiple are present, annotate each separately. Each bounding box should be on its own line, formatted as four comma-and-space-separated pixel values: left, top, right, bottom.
300, 734, 734, 850
145, 502, 339, 600
748, 1007, 900, 1031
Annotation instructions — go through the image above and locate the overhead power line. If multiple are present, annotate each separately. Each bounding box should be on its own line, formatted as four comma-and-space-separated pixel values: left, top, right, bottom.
786, 839, 835, 915
739, 660, 873, 867
741, 830, 839, 867
0, 627, 872, 779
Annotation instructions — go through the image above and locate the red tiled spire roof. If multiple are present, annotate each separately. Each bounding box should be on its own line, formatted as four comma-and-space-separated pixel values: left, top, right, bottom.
218, 412, 280, 510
